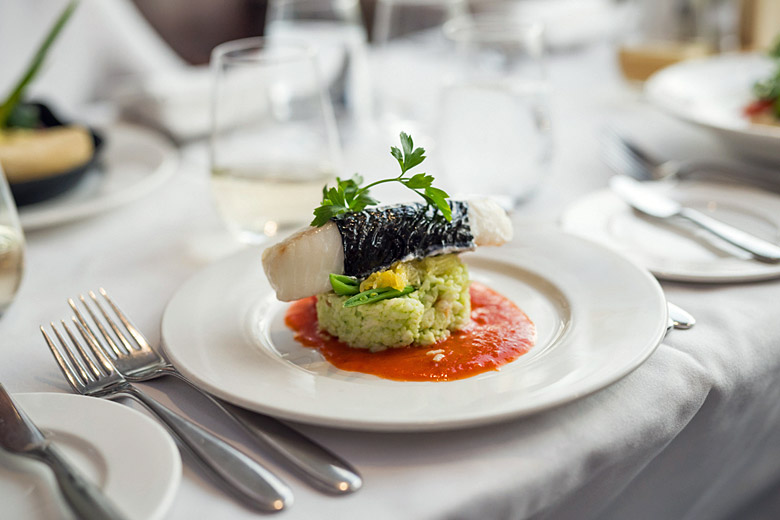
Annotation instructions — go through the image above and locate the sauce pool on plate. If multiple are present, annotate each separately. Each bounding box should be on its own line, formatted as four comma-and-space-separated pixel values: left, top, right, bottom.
284, 282, 536, 381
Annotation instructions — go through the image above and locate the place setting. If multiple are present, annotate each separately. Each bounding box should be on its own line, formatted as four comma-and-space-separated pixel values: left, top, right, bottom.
2, 1, 780, 519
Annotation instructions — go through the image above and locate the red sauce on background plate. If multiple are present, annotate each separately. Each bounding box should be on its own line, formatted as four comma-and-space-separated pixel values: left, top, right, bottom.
284, 282, 536, 382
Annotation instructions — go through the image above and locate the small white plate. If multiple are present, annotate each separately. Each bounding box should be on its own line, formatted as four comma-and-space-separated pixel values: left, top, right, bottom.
17, 124, 178, 230
161, 229, 667, 432
645, 53, 780, 163
0, 393, 180, 520
561, 180, 780, 283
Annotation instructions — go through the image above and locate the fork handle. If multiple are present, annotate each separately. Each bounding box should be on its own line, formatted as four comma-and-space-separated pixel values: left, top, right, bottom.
120, 386, 293, 512
162, 370, 362, 494
31, 443, 127, 520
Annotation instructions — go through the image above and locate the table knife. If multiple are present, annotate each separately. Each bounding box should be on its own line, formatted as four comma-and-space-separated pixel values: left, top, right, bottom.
0, 384, 127, 520
609, 176, 780, 263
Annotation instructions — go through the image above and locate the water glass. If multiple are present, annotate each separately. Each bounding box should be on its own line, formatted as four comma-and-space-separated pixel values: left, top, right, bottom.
436, 16, 552, 209
266, 0, 372, 132
210, 38, 341, 243
0, 164, 25, 316
372, 0, 466, 133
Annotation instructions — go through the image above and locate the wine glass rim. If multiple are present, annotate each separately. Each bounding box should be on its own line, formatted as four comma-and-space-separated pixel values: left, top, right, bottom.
211, 37, 316, 65
443, 15, 544, 44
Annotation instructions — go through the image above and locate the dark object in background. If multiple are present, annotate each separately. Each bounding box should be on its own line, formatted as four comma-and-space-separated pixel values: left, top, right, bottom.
7, 102, 104, 206
130, 0, 378, 65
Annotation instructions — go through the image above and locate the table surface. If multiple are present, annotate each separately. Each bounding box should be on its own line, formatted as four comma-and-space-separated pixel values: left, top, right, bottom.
3, 41, 780, 520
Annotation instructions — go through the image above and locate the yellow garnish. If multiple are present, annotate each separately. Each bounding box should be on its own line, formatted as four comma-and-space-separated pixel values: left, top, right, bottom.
360, 262, 410, 291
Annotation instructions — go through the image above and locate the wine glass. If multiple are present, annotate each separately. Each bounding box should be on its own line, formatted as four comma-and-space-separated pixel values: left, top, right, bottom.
372, 0, 466, 135
265, 0, 372, 134
435, 15, 552, 209
0, 164, 25, 317
210, 37, 341, 243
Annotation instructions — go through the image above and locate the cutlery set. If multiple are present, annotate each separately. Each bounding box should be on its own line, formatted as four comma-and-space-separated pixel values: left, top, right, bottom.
21, 288, 361, 516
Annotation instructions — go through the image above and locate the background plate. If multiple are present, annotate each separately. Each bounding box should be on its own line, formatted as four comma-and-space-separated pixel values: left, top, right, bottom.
17, 124, 178, 230
561, 180, 780, 283
645, 53, 780, 164
162, 229, 667, 431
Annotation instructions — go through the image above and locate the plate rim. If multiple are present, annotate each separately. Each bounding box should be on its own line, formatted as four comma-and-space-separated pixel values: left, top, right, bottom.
5, 392, 181, 520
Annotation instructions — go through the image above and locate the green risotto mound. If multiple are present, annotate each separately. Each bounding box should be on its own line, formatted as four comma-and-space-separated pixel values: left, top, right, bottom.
316, 254, 471, 351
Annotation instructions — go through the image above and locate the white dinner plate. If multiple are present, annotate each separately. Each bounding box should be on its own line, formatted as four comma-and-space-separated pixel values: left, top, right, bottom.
560, 180, 780, 283
645, 53, 780, 163
161, 229, 667, 431
0, 393, 180, 520
17, 124, 178, 230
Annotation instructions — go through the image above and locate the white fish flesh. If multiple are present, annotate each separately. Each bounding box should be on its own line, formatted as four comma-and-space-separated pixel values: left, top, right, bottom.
262, 199, 513, 301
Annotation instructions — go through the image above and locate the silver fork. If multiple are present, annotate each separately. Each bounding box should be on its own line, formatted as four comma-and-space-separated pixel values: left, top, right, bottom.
601, 128, 780, 192
69, 288, 362, 495
41, 319, 293, 513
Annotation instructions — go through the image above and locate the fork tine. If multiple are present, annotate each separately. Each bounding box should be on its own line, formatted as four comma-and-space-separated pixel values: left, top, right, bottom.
98, 287, 151, 351
70, 295, 125, 357
72, 317, 118, 376
88, 290, 138, 352
48, 321, 93, 383
60, 319, 104, 380
41, 325, 87, 393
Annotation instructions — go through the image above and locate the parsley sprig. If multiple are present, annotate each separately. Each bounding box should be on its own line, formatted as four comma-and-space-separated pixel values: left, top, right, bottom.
310, 132, 451, 227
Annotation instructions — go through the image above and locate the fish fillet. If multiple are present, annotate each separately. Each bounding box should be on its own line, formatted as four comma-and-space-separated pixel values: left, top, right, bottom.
262, 199, 512, 301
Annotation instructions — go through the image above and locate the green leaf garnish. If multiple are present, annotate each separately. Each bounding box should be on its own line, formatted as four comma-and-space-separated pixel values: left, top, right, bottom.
342, 285, 415, 308
0, 0, 79, 129
310, 132, 451, 226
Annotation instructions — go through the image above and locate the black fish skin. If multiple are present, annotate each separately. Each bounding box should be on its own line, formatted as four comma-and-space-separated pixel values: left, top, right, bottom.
334, 201, 475, 279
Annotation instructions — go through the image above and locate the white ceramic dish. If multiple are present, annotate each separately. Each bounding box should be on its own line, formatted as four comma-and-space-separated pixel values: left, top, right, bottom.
561, 180, 780, 283
645, 53, 780, 163
161, 229, 667, 432
0, 393, 180, 520
17, 124, 178, 230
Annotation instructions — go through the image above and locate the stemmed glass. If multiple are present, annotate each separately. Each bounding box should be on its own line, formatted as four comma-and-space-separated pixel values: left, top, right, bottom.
372, 0, 466, 134
0, 164, 24, 316
436, 16, 552, 209
265, 0, 371, 133
210, 38, 341, 243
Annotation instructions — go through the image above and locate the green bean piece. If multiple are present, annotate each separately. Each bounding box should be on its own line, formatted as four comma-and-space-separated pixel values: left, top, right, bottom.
329, 273, 360, 296
343, 285, 415, 308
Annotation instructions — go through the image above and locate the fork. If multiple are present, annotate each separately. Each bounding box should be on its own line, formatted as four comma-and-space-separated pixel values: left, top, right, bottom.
41, 319, 293, 513
69, 288, 362, 495
601, 128, 780, 192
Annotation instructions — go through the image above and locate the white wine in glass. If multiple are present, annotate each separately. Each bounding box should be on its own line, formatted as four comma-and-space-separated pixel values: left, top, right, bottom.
210, 38, 342, 243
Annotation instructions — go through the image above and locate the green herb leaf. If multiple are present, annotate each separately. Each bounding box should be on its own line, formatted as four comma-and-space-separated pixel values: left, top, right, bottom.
342, 285, 415, 307
311, 132, 451, 226
0, 0, 79, 129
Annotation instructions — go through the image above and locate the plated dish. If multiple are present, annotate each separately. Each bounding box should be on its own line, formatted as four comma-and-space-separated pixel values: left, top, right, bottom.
645, 53, 780, 163
0, 393, 180, 520
561, 179, 780, 283
16, 123, 177, 230
161, 228, 667, 431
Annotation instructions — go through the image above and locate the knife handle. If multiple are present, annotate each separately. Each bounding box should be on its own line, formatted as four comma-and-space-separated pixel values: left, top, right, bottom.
121, 386, 293, 512
680, 208, 780, 263
32, 443, 127, 520
160, 369, 362, 494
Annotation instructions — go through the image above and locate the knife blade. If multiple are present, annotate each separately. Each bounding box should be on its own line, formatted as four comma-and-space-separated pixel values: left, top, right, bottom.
0, 385, 127, 520
609, 176, 780, 264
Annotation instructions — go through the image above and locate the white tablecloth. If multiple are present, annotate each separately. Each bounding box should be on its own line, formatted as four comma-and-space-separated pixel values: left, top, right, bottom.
2, 14, 780, 518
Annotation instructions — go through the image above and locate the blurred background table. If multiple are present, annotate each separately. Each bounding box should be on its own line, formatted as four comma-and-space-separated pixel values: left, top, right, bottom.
1, 1, 780, 519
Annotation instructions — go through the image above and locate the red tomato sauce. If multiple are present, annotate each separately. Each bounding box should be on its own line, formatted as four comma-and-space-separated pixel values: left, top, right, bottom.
284, 282, 536, 382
